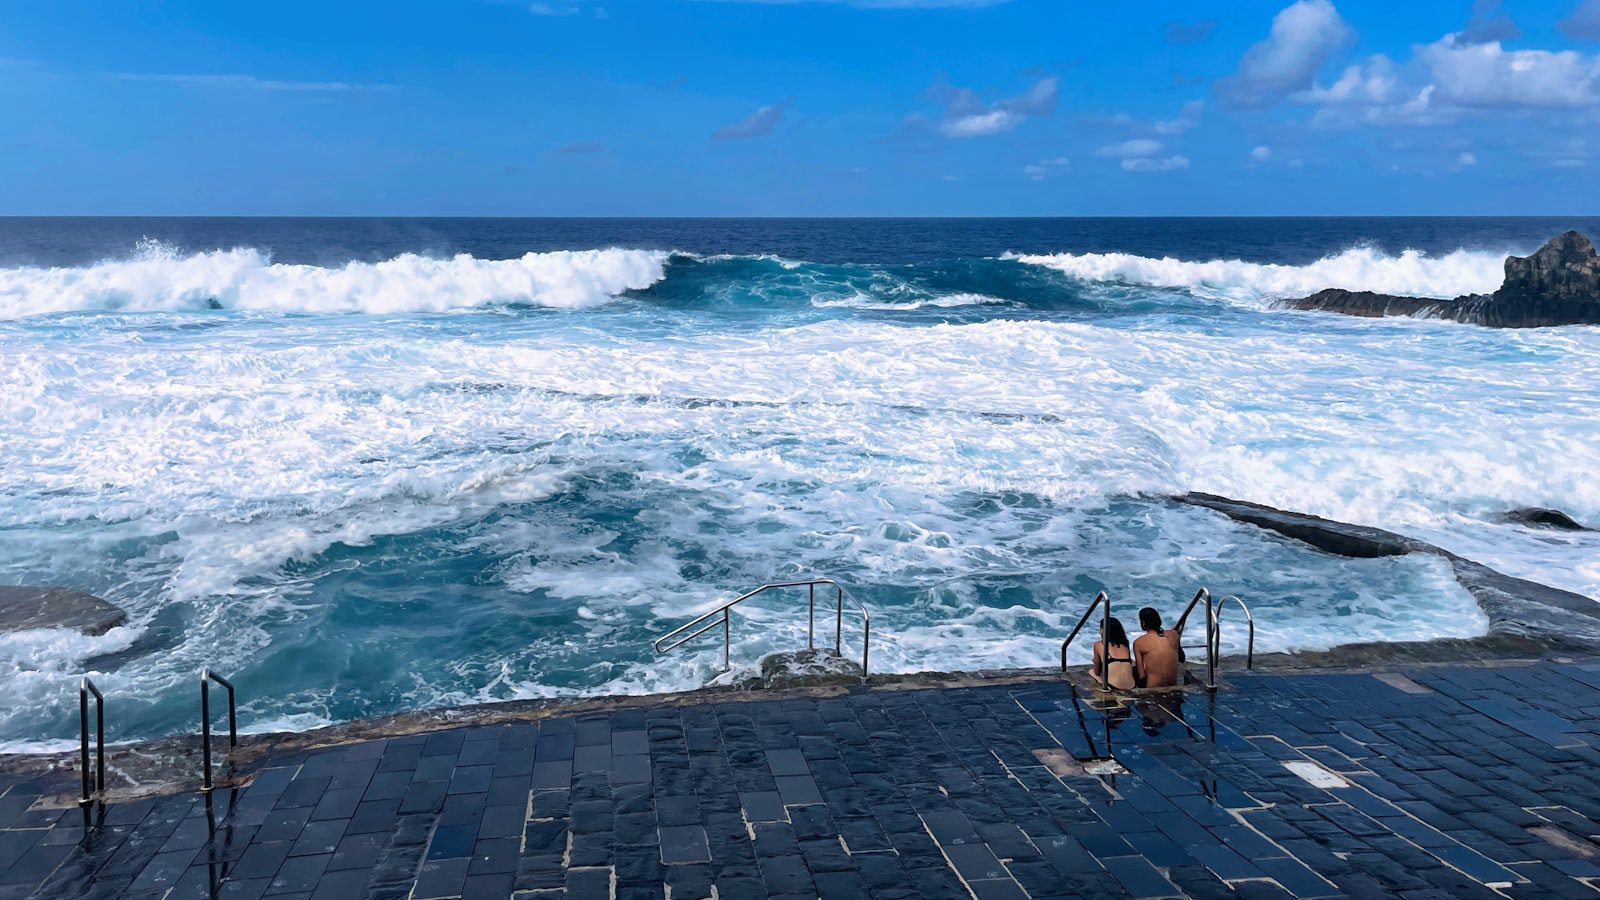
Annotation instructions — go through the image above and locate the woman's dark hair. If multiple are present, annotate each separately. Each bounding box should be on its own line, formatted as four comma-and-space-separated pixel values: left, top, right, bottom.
1139, 607, 1164, 634
1103, 616, 1130, 648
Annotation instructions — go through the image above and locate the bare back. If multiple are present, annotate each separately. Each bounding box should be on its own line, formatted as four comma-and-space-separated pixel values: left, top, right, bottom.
1133, 630, 1181, 688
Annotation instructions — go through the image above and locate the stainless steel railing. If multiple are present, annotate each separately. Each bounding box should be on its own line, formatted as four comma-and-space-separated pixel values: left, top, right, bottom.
200, 669, 238, 791
78, 678, 105, 806
1213, 595, 1256, 670
654, 578, 872, 676
1059, 591, 1111, 691
1174, 587, 1218, 691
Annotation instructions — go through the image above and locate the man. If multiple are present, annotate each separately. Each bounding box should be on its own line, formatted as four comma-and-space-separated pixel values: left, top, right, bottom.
1132, 607, 1183, 689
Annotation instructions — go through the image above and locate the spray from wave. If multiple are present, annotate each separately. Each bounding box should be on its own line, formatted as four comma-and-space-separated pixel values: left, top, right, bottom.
0, 240, 670, 317
1010, 246, 1508, 305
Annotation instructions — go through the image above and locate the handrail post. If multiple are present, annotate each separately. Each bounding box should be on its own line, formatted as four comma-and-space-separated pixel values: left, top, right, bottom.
1099, 591, 1111, 694
79, 685, 90, 805
862, 616, 870, 676
808, 583, 815, 650
202, 678, 212, 791
722, 609, 731, 671
835, 587, 843, 656
1206, 596, 1217, 692
78, 678, 104, 807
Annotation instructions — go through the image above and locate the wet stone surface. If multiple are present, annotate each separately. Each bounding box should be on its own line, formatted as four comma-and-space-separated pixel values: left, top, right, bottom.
5, 660, 1600, 898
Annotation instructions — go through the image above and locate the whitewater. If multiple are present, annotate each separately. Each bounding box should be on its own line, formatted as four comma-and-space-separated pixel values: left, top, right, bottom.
2, 219, 1597, 749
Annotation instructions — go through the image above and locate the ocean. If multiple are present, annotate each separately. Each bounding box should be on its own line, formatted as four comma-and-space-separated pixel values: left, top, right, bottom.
2, 217, 1598, 750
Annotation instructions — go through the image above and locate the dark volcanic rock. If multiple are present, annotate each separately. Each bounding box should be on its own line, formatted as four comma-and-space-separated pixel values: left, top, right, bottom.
1501, 507, 1590, 531
1175, 492, 1600, 647
0, 586, 127, 635
1285, 231, 1600, 328
1286, 289, 1446, 320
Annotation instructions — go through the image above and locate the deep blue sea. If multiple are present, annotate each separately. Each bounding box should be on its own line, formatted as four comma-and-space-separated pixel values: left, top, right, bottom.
2, 217, 1598, 749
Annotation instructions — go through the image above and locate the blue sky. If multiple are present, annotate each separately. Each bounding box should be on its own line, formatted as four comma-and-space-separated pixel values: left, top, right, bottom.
1, 0, 1598, 215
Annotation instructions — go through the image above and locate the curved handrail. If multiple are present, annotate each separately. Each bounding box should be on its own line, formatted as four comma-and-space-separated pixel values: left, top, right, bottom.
1213, 595, 1255, 670
1058, 591, 1109, 676
200, 669, 237, 791
654, 578, 872, 675
1172, 588, 1217, 692
1172, 587, 1212, 634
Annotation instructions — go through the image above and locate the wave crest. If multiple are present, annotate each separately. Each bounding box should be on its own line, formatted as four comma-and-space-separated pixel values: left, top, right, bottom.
1010, 246, 1507, 304
0, 243, 670, 317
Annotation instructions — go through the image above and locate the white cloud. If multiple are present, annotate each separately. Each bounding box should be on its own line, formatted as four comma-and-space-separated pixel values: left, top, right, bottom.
941, 109, 1020, 138
1560, 0, 1600, 41
529, 2, 581, 14
918, 75, 1058, 138
1096, 139, 1163, 158
1228, 2, 1600, 130
111, 73, 390, 92
1251, 145, 1273, 161
1153, 100, 1205, 135
1458, 151, 1477, 165
713, 99, 790, 140
1553, 158, 1587, 168
1216, 0, 1354, 107
1418, 37, 1600, 108
1122, 155, 1190, 172
1024, 157, 1070, 180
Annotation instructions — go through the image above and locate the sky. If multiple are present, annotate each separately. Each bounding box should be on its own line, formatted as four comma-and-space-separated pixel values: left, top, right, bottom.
1, 0, 1599, 215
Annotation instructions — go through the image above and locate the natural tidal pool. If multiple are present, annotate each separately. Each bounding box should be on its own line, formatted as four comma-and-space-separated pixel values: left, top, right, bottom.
2, 217, 1596, 749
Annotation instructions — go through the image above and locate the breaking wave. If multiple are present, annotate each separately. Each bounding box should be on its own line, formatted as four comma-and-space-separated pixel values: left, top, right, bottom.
1011, 246, 1508, 305
0, 240, 670, 317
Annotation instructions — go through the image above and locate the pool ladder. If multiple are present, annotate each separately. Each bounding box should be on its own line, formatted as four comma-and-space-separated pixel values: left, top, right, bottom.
1059, 587, 1254, 692
654, 577, 872, 677
76, 667, 240, 805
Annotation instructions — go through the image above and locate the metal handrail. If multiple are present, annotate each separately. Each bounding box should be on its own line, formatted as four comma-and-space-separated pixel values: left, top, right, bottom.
654, 578, 872, 676
1172, 587, 1218, 692
78, 678, 105, 806
1213, 595, 1255, 670
200, 669, 237, 791
1058, 591, 1110, 691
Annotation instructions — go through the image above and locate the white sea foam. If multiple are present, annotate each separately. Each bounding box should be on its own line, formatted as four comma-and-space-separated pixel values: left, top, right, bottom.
0, 242, 669, 317
1011, 246, 1508, 304
2, 253, 1596, 744
813, 292, 1013, 310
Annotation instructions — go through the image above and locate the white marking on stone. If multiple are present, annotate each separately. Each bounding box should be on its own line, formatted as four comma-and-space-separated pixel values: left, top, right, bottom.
1284, 760, 1349, 789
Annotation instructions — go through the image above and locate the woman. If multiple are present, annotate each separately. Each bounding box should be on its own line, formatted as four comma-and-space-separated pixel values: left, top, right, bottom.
1090, 616, 1137, 690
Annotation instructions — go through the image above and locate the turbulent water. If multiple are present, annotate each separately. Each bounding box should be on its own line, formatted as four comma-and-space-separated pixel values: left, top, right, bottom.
2, 218, 1598, 750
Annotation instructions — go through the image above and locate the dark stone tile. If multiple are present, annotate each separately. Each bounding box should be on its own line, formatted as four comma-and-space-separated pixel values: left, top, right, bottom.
662, 826, 713, 858
413, 857, 470, 899
427, 823, 478, 860
266, 852, 329, 894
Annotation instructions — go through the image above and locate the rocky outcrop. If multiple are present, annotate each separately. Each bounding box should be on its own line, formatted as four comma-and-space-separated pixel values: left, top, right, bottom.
0, 586, 126, 635
1285, 231, 1600, 328
1174, 492, 1600, 647
1502, 507, 1590, 531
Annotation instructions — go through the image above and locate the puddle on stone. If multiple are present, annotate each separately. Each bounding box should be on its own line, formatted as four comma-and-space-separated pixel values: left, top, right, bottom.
1083, 758, 1129, 776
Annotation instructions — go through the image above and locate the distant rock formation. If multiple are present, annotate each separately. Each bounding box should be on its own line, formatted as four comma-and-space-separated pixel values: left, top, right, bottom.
0, 586, 126, 635
1285, 231, 1600, 328
1502, 507, 1591, 531
1173, 492, 1600, 647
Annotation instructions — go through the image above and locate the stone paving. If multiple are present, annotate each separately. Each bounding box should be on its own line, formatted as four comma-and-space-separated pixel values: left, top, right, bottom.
6, 659, 1600, 899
